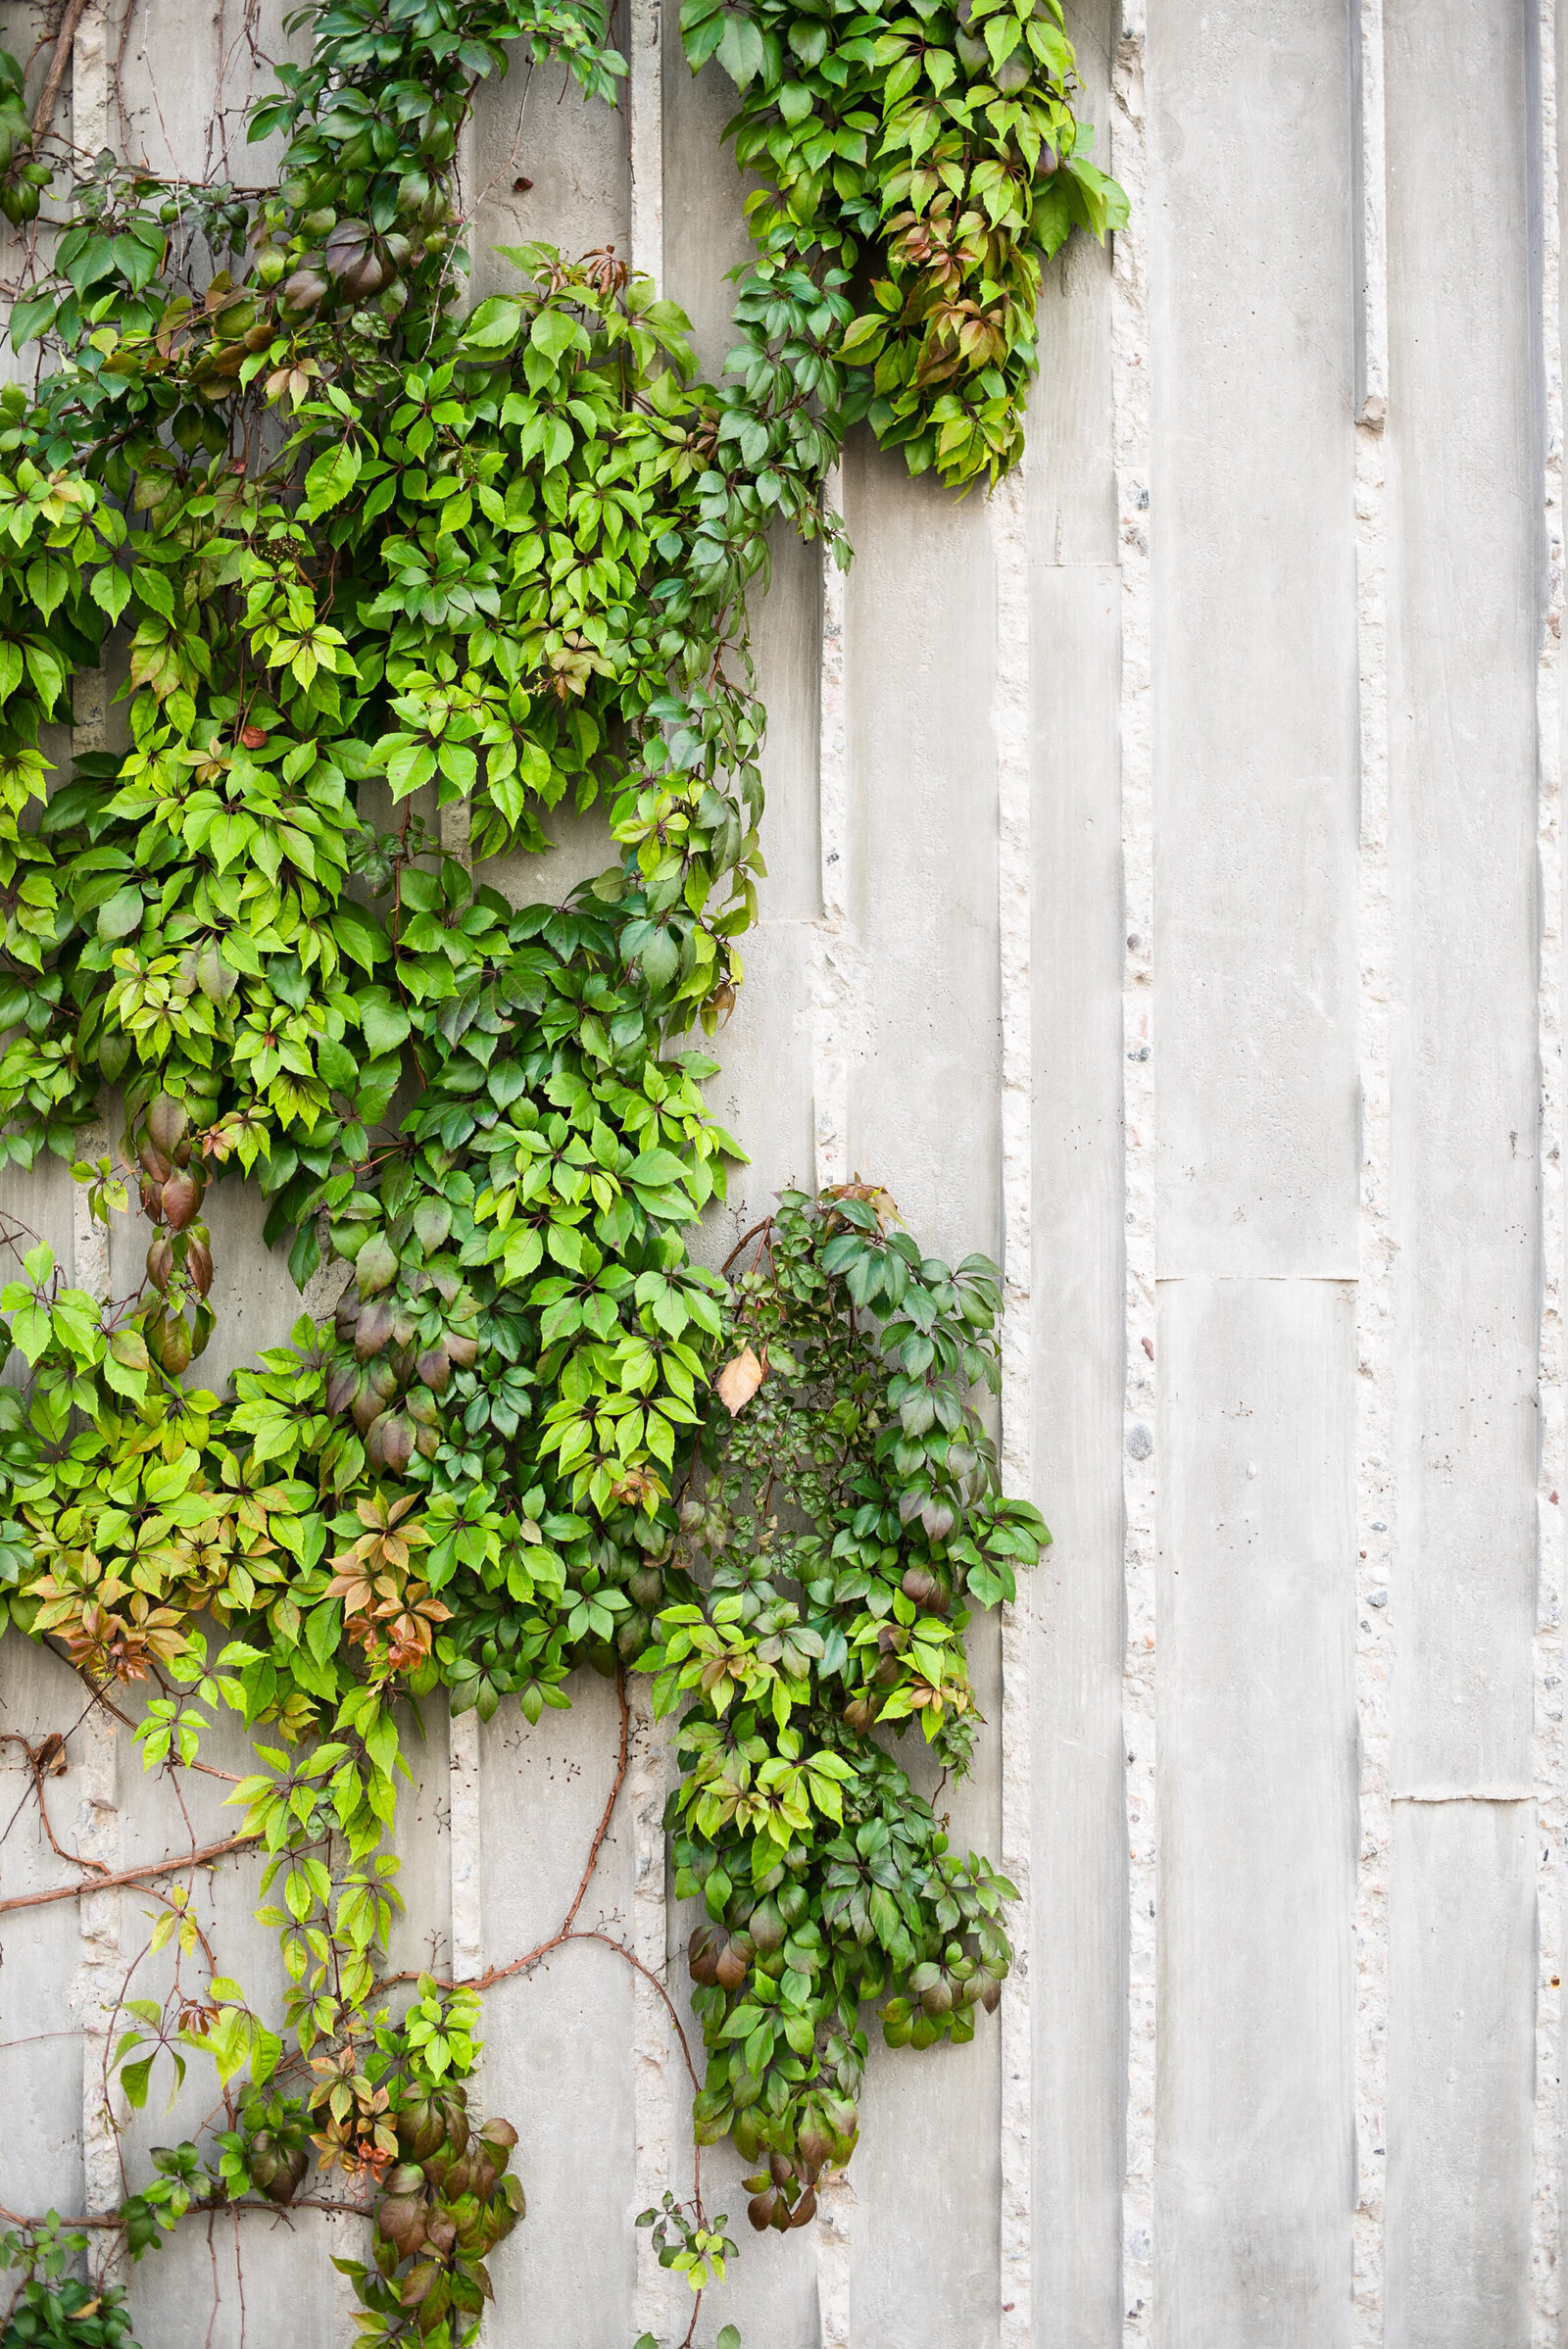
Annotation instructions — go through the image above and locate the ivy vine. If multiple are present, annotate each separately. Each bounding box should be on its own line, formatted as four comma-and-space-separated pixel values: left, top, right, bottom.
0, 0, 1118, 2341
681, 0, 1126, 487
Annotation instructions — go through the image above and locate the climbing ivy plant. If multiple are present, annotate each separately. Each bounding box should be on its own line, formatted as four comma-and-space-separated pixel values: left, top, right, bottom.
0, 0, 1117, 2339
682, 0, 1126, 486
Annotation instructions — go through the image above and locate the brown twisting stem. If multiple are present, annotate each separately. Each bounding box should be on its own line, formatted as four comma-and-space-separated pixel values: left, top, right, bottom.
720, 1217, 771, 1274
26, 0, 92, 150
202, 2211, 221, 2349
0, 1830, 258, 1914
0, 2194, 373, 2229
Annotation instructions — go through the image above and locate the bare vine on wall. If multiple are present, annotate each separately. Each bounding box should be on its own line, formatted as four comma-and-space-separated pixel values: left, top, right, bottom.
0, 0, 1118, 2340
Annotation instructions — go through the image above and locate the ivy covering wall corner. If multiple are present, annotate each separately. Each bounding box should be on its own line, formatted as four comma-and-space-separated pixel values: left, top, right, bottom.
0, 1, 1120, 2341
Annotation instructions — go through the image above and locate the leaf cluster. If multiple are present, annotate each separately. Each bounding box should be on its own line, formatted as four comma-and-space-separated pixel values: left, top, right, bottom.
0, 2220, 139, 2349
682, 0, 1127, 485
56, 1980, 518, 2349
638, 1187, 1047, 2169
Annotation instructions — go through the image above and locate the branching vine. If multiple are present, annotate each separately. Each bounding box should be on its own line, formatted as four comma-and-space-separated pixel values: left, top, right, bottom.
0, 0, 1118, 2339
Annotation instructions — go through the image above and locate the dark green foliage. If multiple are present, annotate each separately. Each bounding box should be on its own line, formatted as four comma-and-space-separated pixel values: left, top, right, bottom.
1, 2222, 139, 2349
681, 0, 1126, 485
646, 1189, 1045, 2177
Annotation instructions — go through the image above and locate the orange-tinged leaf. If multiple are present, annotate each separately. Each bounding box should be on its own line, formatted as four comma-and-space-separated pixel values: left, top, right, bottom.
716, 1346, 763, 1416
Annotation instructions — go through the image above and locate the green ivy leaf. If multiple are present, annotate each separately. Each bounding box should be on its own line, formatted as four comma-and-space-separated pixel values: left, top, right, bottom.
90, 563, 132, 623
716, 10, 765, 85
463, 295, 524, 349
24, 552, 70, 621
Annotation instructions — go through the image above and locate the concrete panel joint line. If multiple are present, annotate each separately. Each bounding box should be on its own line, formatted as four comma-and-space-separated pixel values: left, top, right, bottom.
995, 453, 1035, 2349
1353, 0, 1395, 2334
1112, 5, 1153, 2341
1533, 1, 1567, 2339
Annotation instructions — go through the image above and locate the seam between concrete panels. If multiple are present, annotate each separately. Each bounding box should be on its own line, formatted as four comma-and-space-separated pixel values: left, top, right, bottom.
1534, 4, 1567, 2341
1391, 1790, 1538, 1806
1152, 1272, 1360, 1285
69, 662, 117, 2267
628, 1682, 678, 2342
447, 1688, 485, 2345
67, 7, 121, 2260
811, 464, 858, 2349
1111, 9, 1153, 2342
629, 0, 662, 294
1352, 0, 1393, 2337
627, 61, 680, 2338
809, 463, 864, 1206
993, 458, 1034, 2349
439, 575, 486, 2334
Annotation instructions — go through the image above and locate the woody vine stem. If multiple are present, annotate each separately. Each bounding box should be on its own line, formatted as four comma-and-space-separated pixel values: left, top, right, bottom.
0, 0, 1120, 2341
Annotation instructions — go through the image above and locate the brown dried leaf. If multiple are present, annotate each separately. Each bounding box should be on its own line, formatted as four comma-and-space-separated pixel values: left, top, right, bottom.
715, 1345, 763, 1416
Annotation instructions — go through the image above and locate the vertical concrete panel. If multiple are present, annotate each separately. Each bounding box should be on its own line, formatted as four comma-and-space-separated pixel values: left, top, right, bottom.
851, 2027, 1003, 2349
1384, 1800, 1535, 2348
1021, 3, 1125, 2333
661, 36, 754, 380
1557, 0, 1568, 2303
1027, 556, 1125, 2349
696, 910, 820, 1261
1146, 0, 1360, 2336
1381, 7, 1542, 2339
850, 1585, 1004, 2344
1155, 1276, 1356, 2348
1032, 5, 1118, 572
833, 1609, 1002, 2345
116, 0, 296, 180
841, 452, 1000, 1259
1148, 0, 1359, 1277
693, 517, 823, 1267
659, 29, 823, 1265
660, 50, 838, 2346
838, 448, 1003, 2346
1383, 0, 1540, 1794
747, 530, 824, 931
382, 1695, 455, 1983
0, 1721, 88, 2221
1031, 221, 1118, 570
468, 10, 630, 299
693, 565, 824, 1263
476, 1681, 637, 2347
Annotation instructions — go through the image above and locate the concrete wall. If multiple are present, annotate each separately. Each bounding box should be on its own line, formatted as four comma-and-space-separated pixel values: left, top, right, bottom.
2, 0, 1567, 2342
